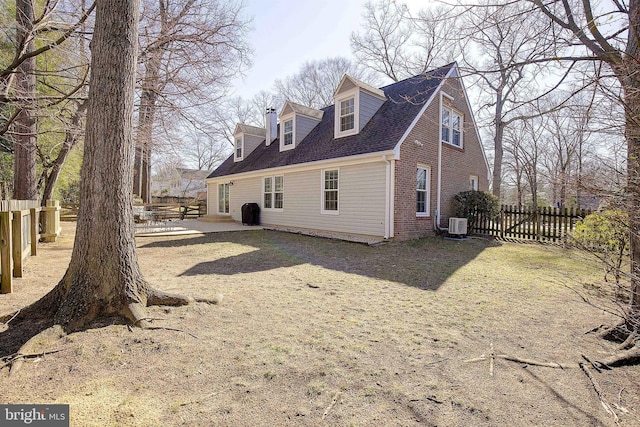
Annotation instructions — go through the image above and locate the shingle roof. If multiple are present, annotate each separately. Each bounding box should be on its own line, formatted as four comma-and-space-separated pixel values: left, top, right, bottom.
209, 63, 454, 179
281, 101, 324, 120
235, 123, 265, 137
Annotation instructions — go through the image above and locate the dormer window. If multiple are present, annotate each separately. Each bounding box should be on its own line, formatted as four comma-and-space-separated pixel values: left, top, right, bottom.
333, 75, 386, 139
283, 119, 293, 146
235, 136, 243, 160
279, 101, 323, 152
340, 98, 355, 132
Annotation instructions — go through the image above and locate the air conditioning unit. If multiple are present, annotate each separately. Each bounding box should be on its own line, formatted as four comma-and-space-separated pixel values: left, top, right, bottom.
448, 217, 468, 236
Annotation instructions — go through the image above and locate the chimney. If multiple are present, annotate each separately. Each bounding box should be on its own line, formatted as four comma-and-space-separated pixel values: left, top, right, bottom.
265, 108, 277, 146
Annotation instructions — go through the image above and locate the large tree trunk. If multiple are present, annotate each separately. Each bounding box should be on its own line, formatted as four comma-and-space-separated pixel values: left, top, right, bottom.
51, 0, 146, 331
12, 0, 37, 200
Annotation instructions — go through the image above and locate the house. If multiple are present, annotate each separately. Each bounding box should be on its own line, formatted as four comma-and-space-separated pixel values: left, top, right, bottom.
152, 167, 211, 199
206, 62, 489, 241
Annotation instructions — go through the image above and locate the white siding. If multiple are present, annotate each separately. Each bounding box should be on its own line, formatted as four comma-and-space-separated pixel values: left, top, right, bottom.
208, 161, 388, 237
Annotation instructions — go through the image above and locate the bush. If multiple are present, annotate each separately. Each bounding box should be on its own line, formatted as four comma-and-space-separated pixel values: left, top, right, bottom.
572, 210, 629, 288
452, 191, 499, 231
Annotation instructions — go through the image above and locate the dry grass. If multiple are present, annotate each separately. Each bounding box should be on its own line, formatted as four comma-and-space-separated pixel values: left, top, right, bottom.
1, 222, 639, 426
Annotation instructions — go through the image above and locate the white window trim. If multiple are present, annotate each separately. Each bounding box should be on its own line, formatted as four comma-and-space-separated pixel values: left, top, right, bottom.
217, 183, 230, 215
334, 89, 360, 138
321, 168, 339, 215
470, 175, 479, 191
263, 175, 284, 211
416, 165, 431, 217
234, 135, 244, 161
440, 105, 463, 149
279, 113, 296, 151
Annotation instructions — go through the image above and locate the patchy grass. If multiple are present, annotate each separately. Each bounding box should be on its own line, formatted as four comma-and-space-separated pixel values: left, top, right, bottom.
1, 223, 639, 426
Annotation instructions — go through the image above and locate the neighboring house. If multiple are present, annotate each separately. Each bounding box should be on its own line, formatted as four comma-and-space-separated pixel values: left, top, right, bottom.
152, 168, 211, 199
206, 63, 489, 240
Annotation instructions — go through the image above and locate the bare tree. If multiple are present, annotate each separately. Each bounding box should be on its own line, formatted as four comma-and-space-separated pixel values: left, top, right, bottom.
456, 0, 558, 200
0, 1, 96, 202
523, 0, 640, 366
133, 0, 251, 203
351, 0, 455, 82
273, 57, 376, 109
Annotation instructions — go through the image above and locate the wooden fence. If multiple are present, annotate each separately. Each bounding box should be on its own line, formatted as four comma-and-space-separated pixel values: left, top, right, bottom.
472, 205, 591, 242
62, 202, 207, 222
1, 200, 61, 294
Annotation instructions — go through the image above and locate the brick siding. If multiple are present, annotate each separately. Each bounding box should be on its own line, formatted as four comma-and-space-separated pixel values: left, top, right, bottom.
393, 79, 489, 240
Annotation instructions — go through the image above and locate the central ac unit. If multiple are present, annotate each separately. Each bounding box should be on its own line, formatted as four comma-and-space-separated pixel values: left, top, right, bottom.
448, 217, 468, 235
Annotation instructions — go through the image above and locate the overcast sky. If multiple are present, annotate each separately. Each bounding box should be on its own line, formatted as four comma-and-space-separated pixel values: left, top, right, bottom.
232, 0, 423, 99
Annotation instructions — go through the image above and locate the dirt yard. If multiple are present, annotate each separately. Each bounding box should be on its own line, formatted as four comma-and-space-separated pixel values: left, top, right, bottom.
1, 222, 639, 426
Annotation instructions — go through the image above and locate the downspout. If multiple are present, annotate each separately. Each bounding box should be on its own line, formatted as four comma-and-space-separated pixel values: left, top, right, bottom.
435, 94, 444, 232
383, 155, 391, 239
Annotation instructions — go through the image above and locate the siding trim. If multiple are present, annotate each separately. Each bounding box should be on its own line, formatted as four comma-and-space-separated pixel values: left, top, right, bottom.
392, 66, 455, 158
206, 150, 394, 184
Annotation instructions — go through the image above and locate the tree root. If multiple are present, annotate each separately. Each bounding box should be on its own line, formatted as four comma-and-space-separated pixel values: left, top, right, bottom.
594, 343, 640, 368
579, 361, 618, 423
146, 287, 223, 307
4, 325, 66, 375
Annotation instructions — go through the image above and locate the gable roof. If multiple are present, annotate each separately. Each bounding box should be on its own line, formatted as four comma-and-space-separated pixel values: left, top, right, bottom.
281, 101, 324, 120
334, 74, 386, 100
209, 63, 455, 179
235, 123, 265, 137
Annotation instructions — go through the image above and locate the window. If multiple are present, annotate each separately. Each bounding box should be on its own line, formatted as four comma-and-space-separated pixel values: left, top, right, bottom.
323, 169, 339, 213
340, 98, 355, 132
218, 183, 229, 214
264, 176, 284, 210
441, 106, 462, 147
235, 137, 243, 159
283, 119, 293, 146
470, 175, 478, 191
416, 166, 430, 216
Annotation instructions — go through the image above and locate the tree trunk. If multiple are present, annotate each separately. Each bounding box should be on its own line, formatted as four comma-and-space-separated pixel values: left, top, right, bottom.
41, 102, 86, 203
34, 0, 145, 332
623, 0, 640, 314
12, 0, 37, 200
492, 93, 505, 200
133, 51, 161, 204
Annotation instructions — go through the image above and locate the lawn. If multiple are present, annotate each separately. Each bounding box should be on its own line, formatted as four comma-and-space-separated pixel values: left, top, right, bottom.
1, 222, 639, 426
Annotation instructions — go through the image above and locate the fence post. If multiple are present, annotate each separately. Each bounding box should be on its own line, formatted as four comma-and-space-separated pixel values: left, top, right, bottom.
30, 207, 39, 256
12, 211, 23, 278
500, 205, 505, 239
42, 200, 61, 242
0, 211, 11, 293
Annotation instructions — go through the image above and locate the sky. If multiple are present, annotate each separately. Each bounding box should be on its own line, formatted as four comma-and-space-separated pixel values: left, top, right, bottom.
231, 0, 422, 100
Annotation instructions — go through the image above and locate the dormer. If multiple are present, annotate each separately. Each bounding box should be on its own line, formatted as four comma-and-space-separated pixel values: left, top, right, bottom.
234, 123, 265, 162
333, 75, 386, 139
279, 101, 323, 152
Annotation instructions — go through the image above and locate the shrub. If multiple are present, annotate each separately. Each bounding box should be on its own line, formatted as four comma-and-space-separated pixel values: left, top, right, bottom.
572, 210, 629, 288
452, 191, 499, 231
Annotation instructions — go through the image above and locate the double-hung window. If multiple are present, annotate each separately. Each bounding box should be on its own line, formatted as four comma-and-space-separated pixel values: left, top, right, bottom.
416, 166, 430, 216
340, 98, 355, 132
323, 169, 339, 213
264, 176, 284, 210
235, 137, 243, 159
441, 107, 462, 147
283, 119, 293, 146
